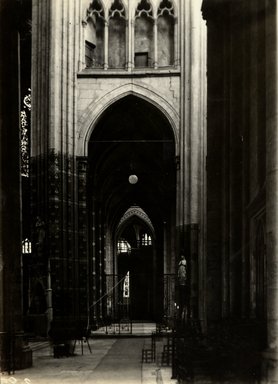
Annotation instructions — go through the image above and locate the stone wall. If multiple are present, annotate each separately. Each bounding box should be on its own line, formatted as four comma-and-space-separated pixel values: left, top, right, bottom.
76, 72, 180, 156
77, 74, 180, 121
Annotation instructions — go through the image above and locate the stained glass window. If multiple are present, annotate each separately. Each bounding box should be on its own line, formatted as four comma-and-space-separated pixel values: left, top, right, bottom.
21, 88, 31, 177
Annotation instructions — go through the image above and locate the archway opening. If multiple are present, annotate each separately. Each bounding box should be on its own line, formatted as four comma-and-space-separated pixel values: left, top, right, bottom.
88, 95, 176, 323
117, 209, 155, 320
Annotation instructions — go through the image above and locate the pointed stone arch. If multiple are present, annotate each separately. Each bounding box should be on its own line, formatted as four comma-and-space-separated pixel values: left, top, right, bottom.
116, 205, 155, 238
77, 83, 179, 156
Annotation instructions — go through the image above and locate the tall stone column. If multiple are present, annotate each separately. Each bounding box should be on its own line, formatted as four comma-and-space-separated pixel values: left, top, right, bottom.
174, 18, 179, 67
77, 158, 89, 323
0, 0, 32, 371
91, 198, 97, 324
153, 19, 158, 69
178, 0, 207, 329
104, 20, 109, 70
263, 1, 278, 382
130, 19, 135, 70
31, 0, 85, 330
127, 3, 133, 72
125, 18, 129, 70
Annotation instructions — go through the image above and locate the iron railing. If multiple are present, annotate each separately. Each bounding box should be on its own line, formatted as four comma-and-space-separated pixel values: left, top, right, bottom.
89, 273, 176, 334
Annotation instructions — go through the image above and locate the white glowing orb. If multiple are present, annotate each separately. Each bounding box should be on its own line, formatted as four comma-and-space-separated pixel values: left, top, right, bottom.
128, 174, 138, 184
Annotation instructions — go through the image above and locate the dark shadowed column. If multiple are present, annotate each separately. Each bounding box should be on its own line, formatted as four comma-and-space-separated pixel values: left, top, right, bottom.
0, 0, 32, 371
263, 1, 278, 382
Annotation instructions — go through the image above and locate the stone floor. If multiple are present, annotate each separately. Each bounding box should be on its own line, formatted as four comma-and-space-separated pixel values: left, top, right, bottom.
0, 321, 262, 384
0, 336, 175, 384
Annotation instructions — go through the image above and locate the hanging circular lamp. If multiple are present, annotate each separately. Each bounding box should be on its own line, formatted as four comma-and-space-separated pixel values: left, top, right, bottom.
128, 174, 138, 184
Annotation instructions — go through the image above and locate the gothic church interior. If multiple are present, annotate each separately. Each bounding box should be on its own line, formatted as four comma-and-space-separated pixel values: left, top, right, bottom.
0, 0, 278, 382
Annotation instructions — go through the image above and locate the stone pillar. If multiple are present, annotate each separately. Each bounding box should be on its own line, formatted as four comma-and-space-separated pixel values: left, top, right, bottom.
174, 17, 179, 67
0, 0, 32, 371
77, 158, 89, 322
153, 18, 158, 69
46, 259, 53, 334
90, 197, 97, 325
262, 1, 278, 382
178, 0, 190, 234
31, 0, 83, 328
127, 3, 133, 72
130, 19, 135, 70
32, 0, 81, 155
125, 18, 129, 70
104, 20, 109, 70
98, 208, 103, 320
179, 0, 207, 330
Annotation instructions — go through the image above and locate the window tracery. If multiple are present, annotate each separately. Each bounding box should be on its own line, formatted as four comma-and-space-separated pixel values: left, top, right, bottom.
157, 0, 175, 18
141, 233, 152, 246
109, 0, 126, 19
85, 0, 105, 68
135, 0, 154, 19
83, 0, 177, 70
87, 0, 105, 20
117, 239, 131, 253
22, 238, 32, 254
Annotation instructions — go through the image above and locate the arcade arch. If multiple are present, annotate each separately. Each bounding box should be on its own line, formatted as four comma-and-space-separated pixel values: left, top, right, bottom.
87, 94, 176, 322
116, 208, 156, 320
76, 83, 179, 157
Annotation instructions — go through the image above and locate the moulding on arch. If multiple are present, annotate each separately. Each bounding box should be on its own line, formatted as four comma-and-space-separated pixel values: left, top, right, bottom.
116, 205, 155, 237
76, 82, 179, 156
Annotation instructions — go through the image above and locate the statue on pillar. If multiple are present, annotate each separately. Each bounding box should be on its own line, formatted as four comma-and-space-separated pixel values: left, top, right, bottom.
177, 254, 189, 321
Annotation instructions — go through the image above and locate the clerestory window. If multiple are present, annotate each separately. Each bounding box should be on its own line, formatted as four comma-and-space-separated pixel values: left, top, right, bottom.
83, 0, 177, 70
157, 0, 175, 67
108, 0, 126, 69
117, 239, 131, 254
134, 0, 154, 68
85, 0, 105, 68
141, 233, 152, 246
22, 238, 32, 254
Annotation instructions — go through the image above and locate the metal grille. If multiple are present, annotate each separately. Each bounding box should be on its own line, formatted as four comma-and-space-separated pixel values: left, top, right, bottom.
90, 273, 176, 332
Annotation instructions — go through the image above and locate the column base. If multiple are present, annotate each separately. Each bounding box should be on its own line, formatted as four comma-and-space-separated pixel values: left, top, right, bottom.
14, 346, 33, 370
261, 348, 278, 383
0, 332, 33, 372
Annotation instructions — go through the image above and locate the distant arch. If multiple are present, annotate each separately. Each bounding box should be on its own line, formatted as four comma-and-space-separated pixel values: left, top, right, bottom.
116, 205, 155, 237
